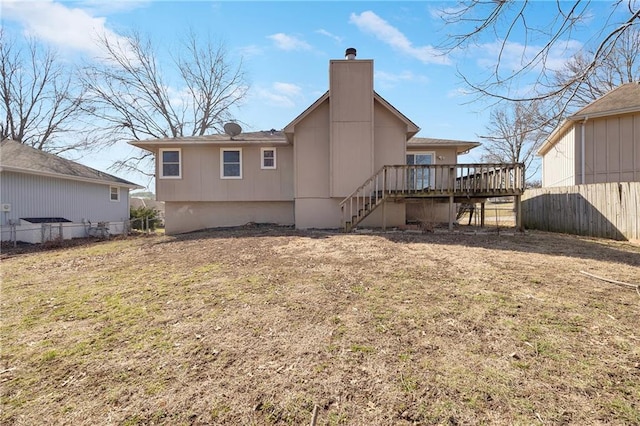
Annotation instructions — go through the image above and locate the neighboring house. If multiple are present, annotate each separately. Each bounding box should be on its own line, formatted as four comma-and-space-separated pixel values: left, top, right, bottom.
0, 139, 142, 243
131, 49, 524, 235
538, 82, 640, 187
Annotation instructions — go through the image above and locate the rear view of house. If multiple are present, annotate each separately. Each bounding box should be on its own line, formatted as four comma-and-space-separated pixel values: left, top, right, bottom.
132, 49, 523, 235
0, 139, 141, 243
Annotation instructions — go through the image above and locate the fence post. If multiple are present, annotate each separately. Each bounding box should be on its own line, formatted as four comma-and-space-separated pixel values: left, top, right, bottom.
11, 221, 16, 248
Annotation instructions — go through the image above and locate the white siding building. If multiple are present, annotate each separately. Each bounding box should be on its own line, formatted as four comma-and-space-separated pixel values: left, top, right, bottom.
0, 139, 141, 243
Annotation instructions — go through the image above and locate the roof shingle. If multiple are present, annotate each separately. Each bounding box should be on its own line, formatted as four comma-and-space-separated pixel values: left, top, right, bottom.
0, 139, 140, 187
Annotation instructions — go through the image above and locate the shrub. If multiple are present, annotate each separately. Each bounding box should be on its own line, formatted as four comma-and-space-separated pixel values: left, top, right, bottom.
129, 206, 161, 231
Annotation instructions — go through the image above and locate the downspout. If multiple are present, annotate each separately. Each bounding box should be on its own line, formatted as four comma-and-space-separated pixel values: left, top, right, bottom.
581, 117, 588, 184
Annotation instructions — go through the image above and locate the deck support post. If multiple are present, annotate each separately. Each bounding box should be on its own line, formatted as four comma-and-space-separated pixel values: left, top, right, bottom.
515, 194, 523, 232
480, 202, 485, 227
382, 200, 387, 231
448, 195, 454, 231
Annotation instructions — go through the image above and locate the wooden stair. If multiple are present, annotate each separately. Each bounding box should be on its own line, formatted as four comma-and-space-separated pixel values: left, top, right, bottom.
340, 167, 388, 232
340, 163, 525, 232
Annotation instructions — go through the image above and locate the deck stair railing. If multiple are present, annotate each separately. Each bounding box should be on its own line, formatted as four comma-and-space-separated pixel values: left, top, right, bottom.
339, 163, 524, 232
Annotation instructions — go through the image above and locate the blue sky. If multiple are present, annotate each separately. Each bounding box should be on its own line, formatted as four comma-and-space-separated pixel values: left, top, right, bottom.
1, 0, 624, 190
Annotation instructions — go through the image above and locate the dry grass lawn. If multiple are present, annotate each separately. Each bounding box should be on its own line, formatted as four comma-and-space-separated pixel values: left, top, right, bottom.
1, 227, 639, 425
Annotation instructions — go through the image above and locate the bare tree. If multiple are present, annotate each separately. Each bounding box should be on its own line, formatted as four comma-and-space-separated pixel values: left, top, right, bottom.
438, 1, 639, 112
479, 100, 547, 178
82, 31, 248, 174
0, 30, 87, 154
553, 26, 640, 110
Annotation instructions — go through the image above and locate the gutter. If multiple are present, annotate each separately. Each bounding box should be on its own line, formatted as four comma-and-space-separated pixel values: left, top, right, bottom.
581, 117, 588, 184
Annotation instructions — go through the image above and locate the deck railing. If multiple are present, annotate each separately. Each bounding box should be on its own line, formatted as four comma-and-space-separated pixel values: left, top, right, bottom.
340, 163, 524, 231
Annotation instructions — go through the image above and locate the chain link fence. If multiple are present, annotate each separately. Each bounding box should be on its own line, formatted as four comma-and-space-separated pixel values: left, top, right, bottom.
1, 216, 159, 248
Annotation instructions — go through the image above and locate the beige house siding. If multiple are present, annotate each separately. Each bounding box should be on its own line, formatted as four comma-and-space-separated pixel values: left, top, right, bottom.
542, 126, 576, 187
294, 198, 342, 230
582, 112, 640, 184
293, 100, 330, 200
374, 105, 409, 168
406, 199, 451, 224
164, 201, 294, 235
329, 59, 374, 197
291, 59, 411, 230
157, 145, 294, 202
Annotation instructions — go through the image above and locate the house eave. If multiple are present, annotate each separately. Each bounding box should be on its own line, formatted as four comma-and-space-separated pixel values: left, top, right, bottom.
569, 105, 640, 121
0, 165, 143, 189
373, 92, 420, 139
283, 92, 330, 142
407, 141, 481, 154
130, 139, 290, 152
537, 119, 573, 156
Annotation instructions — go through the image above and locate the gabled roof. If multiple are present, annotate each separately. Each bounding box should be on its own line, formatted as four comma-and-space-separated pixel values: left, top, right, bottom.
407, 137, 481, 154
282, 91, 329, 140
0, 139, 141, 188
538, 82, 640, 156
570, 82, 640, 119
130, 130, 288, 151
373, 91, 420, 138
283, 91, 420, 142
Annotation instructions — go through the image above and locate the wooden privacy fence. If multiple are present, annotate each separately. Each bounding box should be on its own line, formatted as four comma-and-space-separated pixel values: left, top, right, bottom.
522, 182, 640, 241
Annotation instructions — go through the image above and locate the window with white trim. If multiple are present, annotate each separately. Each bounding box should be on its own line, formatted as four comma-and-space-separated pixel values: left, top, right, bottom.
261, 147, 276, 169
110, 186, 120, 202
221, 148, 242, 179
160, 148, 181, 178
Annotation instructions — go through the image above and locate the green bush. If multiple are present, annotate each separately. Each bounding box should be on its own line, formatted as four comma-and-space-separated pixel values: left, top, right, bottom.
129, 206, 161, 231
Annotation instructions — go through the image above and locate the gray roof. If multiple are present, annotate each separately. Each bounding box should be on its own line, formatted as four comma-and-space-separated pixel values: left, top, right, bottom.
0, 139, 141, 188
407, 137, 481, 154
130, 130, 288, 151
570, 82, 640, 119
538, 82, 640, 155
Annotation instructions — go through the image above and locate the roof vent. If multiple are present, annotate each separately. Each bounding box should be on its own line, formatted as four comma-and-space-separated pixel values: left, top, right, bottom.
345, 47, 356, 60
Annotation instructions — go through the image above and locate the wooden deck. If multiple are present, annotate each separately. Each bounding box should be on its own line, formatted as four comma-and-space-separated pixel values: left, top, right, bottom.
340, 163, 525, 231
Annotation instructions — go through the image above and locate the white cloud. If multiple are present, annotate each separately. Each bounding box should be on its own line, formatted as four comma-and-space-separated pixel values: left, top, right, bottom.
375, 70, 428, 86
255, 82, 303, 108
349, 11, 450, 65
446, 87, 471, 98
475, 39, 583, 73
428, 5, 465, 21
267, 33, 311, 51
238, 44, 263, 58
316, 29, 343, 44
2, 0, 130, 59
77, 0, 151, 15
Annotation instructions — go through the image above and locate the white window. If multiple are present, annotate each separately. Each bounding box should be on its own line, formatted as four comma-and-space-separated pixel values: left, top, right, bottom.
110, 186, 120, 202
261, 148, 276, 169
160, 148, 181, 179
221, 148, 242, 179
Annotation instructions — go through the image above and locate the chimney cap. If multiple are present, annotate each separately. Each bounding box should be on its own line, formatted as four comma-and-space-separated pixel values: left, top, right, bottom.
345, 47, 357, 60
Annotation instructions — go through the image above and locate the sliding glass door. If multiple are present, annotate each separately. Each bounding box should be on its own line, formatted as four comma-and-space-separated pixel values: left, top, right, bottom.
406, 153, 434, 190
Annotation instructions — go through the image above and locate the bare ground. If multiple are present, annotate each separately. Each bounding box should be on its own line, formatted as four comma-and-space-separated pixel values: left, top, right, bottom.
1, 227, 639, 425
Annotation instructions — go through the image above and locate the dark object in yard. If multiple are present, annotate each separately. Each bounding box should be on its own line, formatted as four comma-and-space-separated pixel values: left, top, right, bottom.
456, 203, 475, 225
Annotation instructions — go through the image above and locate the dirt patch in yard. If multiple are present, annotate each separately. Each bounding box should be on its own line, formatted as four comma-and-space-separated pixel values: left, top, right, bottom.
1, 228, 639, 425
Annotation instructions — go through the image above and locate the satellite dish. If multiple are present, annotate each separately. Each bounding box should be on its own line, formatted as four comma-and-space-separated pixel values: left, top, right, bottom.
224, 122, 242, 139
